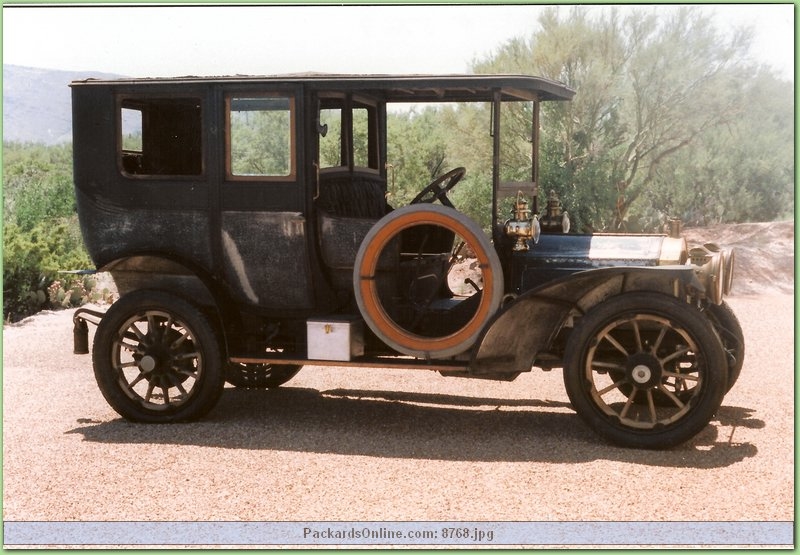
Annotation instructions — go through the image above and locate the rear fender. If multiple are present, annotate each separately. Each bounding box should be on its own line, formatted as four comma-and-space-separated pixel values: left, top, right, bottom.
99, 253, 238, 355
468, 266, 702, 375
101, 254, 217, 303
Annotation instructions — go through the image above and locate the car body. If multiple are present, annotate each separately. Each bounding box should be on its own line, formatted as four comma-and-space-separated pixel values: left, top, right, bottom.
71, 73, 743, 448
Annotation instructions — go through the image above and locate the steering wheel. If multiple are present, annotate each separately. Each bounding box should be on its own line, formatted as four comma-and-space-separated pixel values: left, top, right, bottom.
410, 167, 466, 208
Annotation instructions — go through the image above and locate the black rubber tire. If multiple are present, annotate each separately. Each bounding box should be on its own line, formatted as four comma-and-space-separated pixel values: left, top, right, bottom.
563, 293, 728, 449
92, 290, 225, 423
705, 301, 745, 392
225, 363, 302, 389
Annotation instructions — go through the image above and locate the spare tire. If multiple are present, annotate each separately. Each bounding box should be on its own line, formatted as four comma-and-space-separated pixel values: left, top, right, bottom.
353, 204, 503, 359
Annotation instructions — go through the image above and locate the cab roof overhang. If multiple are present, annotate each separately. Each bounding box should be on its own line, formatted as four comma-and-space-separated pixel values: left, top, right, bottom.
70, 73, 576, 102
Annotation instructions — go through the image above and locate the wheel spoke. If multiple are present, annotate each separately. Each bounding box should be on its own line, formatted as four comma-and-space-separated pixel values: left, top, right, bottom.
651, 322, 669, 353
173, 365, 198, 380
147, 314, 158, 336
619, 390, 637, 418
172, 351, 200, 362
601, 330, 629, 357
597, 378, 627, 396
657, 383, 686, 408
632, 320, 643, 352
128, 372, 146, 388
662, 370, 699, 383
591, 361, 626, 371
144, 382, 156, 402
646, 390, 657, 423
118, 339, 141, 353
659, 345, 692, 365
663, 374, 685, 394
170, 332, 190, 350
129, 321, 148, 343
159, 316, 175, 345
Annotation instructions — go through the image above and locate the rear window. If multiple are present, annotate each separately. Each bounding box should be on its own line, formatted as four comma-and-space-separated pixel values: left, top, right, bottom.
119, 97, 203, 176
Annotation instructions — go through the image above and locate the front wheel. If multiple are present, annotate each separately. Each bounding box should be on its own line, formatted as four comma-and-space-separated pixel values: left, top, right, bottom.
92, 290, 225, 422
563, 293, 727, 449
704, 301, 744, 392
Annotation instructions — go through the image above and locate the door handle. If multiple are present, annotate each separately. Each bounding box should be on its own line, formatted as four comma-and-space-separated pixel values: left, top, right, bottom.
313, 162, 320, 200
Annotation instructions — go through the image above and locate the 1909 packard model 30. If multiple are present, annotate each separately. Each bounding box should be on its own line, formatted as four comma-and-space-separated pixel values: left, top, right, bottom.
71, 73, 743, 449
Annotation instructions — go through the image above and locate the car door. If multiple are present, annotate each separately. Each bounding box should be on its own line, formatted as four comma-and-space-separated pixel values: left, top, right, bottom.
218, 84, 316, 310
310, 92, 389, 300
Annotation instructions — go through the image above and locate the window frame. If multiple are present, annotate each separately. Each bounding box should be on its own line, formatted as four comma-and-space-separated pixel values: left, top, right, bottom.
225, 92, 297, 182
317, 93, 381, 175
116, 94, 205, 179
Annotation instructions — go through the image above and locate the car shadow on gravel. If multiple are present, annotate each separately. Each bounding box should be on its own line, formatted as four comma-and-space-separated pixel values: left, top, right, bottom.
67, 386, 759, 468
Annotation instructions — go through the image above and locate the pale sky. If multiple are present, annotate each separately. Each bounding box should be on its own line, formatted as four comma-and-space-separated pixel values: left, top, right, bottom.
2, 4, 794, 79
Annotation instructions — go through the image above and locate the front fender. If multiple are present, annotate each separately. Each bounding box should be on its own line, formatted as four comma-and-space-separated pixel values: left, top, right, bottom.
468, 266, 703, 375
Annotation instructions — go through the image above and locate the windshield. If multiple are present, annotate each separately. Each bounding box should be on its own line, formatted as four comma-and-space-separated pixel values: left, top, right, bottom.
384, 98, 537, 235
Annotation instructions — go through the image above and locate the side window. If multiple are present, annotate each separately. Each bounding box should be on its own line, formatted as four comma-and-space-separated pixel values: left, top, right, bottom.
317, 96, 379, 171
228, 95, 295, 179
119, 97, 202, 176
319, 108, 343, 168
352, 106, 372, 169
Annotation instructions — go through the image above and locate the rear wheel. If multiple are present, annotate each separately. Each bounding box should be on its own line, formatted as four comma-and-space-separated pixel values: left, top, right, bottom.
563, 293, 727, 449
92, 290, 225, 422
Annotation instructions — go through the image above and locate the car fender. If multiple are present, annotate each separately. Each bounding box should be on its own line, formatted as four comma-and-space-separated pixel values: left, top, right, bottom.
468, 265, 703, 375
97, 252, 238, 355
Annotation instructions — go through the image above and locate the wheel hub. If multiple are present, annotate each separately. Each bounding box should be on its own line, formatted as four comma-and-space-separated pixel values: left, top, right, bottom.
625, 353, 662, 389
134, 329, 186, 387
631, 364, 652, 384
139, 355, 157, 373
137, 341, 171, 373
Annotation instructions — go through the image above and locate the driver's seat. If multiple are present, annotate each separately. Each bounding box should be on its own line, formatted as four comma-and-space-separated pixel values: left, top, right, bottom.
316, 172, 388, 219
316, 171, 393, 293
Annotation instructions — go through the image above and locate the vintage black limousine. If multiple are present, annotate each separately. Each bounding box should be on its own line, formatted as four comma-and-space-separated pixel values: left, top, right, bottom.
71, 73, 743, 448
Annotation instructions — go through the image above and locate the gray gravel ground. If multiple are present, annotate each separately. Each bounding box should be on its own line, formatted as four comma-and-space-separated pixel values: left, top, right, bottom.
2, 293, 794, 547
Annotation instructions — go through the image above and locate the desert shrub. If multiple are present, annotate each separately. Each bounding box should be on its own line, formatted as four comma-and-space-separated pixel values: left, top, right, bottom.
2, 143, 111, 320
2, 216, 107, 321
3, 142, 75, 230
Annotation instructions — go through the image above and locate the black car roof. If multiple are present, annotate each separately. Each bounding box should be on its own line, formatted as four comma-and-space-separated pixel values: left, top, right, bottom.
70, 73, 575, 102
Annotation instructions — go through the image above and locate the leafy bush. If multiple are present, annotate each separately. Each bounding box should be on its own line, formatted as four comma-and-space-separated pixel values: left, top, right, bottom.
3, 142, 75, 230
1, 142, 112, 320
2, 217, 104, 321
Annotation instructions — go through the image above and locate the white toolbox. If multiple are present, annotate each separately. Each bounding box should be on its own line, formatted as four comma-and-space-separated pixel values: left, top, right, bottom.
306, 317, 365, 361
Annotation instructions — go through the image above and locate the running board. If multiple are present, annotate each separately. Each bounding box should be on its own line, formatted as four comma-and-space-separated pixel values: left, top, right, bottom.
229, 355, 468, 373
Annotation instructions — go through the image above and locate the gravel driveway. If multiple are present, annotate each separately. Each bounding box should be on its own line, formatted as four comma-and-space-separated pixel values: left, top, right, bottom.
2, 293, 794, 547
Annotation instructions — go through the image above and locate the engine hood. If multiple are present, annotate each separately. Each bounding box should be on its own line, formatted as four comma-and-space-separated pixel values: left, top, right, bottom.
511, 233, 688, 293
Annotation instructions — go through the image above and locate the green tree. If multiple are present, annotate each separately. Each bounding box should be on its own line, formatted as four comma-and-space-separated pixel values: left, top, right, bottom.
386, 104, 496, 229
648, 67, 794, 225
471, 6, 789, 231
386, 106, 450, 206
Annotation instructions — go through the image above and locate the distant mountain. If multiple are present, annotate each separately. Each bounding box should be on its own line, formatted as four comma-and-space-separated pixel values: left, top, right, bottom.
3, 65, 124, 145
